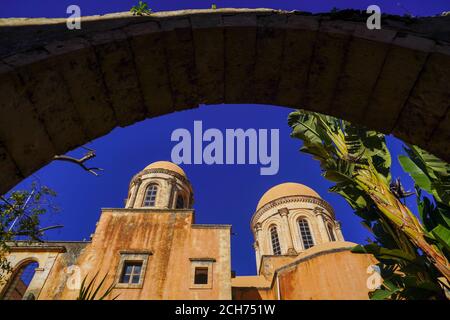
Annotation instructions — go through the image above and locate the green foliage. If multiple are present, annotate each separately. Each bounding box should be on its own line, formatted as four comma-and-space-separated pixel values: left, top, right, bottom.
77, 272, 119, 300
288, 110, 449, 300
130, 1, 152, 16
0, 182, 58, 284
352, 243, 445, 299
398, 144, 450, 268
399, 144, 450, 206
432, 224, 450, 253
211, 4, 217, 10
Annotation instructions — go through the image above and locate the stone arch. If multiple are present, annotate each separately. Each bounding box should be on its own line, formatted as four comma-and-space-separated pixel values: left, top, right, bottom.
141, 180, 161, 208
170, 178, 192, 209
174, 189, 187, 209
0, 9, 449, 194
288, 210, 317, 249
132, 178, 164, 208
320, 213, 338, 239
294, 215, 317, 251
326, 221, 337, 242
268, 223, 282, 255
1, 258, 40, 300
261, 216, 283, 254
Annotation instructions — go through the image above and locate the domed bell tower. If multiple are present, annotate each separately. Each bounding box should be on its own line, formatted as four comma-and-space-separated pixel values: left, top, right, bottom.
251, 183, 344, 272
125, 161, 193, 210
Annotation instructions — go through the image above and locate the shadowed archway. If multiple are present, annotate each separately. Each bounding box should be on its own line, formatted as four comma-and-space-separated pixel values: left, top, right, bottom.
1, 259, 39, 300
0, 8, 449, 194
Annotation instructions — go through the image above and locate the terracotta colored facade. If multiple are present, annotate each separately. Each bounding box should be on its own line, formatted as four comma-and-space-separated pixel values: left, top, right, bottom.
0, 161, 376, 300
232, 242, 376, 300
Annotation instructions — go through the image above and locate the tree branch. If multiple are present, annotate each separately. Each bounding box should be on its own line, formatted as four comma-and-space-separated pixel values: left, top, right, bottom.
53, 147, 103, 176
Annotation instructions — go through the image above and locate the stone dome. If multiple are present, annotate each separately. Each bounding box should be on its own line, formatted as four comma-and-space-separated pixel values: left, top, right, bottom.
256, 182, 321, 211
144, 161, 186, 177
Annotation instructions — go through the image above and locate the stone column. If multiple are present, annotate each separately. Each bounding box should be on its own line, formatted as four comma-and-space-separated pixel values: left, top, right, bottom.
188, 193, 194, 209
27, 253, 58, 299
253, 242, 261, 274
335, 220, 345, 241
278, 208, 296, 255
129, 178, 142, 208
254, 222, 263, 253
167, 178, 177, 209
313, 206, 329, 243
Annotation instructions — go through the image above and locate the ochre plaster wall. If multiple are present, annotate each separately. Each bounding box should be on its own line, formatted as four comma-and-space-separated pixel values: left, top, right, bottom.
37, 209, 231, 300
277, 249, 376, 300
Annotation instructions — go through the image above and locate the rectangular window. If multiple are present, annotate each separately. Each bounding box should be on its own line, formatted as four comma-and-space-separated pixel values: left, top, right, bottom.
194, 267, 209, 285
189, 258, 215, 289
115, 252, 150, 289
120, 261, 143, 284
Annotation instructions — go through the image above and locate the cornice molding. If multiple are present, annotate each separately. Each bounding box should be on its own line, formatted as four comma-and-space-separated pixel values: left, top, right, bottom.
251, 195, 335, 228
129, 168, 192, 190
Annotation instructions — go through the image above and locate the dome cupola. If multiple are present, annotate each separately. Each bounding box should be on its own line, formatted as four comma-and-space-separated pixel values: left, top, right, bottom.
251, 182, 343, 273
256, 183, 321, 211
125, 161, 193, 210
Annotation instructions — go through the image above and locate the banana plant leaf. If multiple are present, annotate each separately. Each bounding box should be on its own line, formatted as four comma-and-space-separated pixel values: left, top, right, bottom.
431, 225, 450, 253
289, 109, 449, 300
400, 145, 450, 206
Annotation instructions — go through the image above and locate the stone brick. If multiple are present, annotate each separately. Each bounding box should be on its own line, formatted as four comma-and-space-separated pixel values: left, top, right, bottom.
428, 108, 450, 161
253, 14, 288, 105
160, 18, 199, 111
45, 38, 117, 140
5, 51, 87, 154
223, 14, 257, 103
426, 45, 450, 160
0, 143, 22, 194
331, 26, 396, 125
394, 49, 450, 146
305, 19, 357, 114
393, 105, 441, 148
363, 34, 433, 133
412, 47, 450, 118
0, 71, 55, 177
191, 13, 225, 105
89, 29, 147, 127
124, 21, 174, 117
276, 15, 319, 108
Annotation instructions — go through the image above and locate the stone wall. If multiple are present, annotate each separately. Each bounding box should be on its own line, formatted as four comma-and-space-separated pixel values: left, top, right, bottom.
233, 241, 377, 300
36, 209, 231, 300
0, 242, 88, 299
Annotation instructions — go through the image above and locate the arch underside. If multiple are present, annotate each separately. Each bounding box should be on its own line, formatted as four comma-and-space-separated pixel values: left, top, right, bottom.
0, 8, 449, 194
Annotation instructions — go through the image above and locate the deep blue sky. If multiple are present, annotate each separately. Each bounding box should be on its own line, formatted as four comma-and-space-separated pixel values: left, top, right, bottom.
2, 1, 448, 276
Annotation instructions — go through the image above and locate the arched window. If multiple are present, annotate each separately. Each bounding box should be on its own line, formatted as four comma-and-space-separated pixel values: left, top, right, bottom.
2, 261, 39, 300
327, 223, 336, 242
298, 219, 314, 249
175, 194, 185, 209
143, 184, 158, 207
270, 225, 281, 255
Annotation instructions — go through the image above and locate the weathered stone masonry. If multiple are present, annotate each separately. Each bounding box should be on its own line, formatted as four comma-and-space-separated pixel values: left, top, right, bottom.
0, 8, 449, 194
